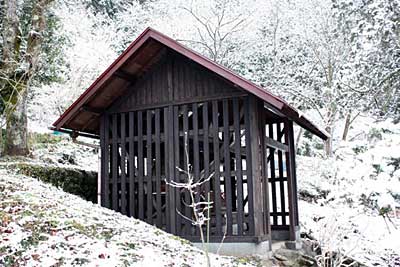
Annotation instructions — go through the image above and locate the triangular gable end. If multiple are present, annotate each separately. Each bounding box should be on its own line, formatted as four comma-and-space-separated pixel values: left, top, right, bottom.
108, 53, 245, 113
53, 27, 328, 140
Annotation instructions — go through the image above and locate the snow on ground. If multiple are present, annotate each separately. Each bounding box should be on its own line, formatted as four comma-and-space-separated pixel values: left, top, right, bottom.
29, 134, 99, 172
7, 115, 400, 266
0, 168, 258, 267
297, 117, 400, 266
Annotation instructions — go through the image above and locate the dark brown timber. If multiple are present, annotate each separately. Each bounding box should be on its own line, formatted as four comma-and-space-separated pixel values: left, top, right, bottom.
73, 31, 316, 244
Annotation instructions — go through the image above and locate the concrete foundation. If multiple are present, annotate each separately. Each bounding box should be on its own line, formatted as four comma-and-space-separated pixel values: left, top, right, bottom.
271, 230, 290, 241
192, 228, 302, 257
192, 241, 272, 257
285, 227, 302, 250
285, 240, 302, 250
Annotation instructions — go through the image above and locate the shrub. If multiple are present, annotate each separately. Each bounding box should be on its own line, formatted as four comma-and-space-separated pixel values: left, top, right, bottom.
388, 157, 400, 173
352, 145, 367, 155
368, 128, 383, 141
9, 163, 98, 203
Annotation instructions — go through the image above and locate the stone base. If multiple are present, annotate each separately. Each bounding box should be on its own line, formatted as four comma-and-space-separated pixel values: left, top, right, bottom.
271, 230, 290, 241
284, 227, 302, 250
192, 241, 272, 257
285, 241, 302, 250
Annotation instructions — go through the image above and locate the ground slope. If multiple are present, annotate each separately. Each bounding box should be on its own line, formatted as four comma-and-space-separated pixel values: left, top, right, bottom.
0, 168, 258, 267
297, 118, 400, 266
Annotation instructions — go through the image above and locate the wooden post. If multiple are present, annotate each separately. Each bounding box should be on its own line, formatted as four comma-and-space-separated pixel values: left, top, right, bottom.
128, 112, 135, 218
212, 100, 223, 236
146, 110, 153, 224
155, 109, 162, 228
169, 105, 177, 234
120, 113, 127, 215
222, 99, 233, 235
111, 114, 118, 211
100, 115, 106, 206
138, 111, 144, 220
233, 98, 244, 236
284, 119, 299, 241
259, 105, 271, 239
247, 96, 264, 239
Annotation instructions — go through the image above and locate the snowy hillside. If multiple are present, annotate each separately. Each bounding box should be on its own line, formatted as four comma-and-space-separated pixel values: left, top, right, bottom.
297, 117, 400, 266
1, 118, 399, 266
0, 168, 258, 267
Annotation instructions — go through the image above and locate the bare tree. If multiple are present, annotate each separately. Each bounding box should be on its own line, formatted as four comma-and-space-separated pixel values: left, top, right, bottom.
178, 0, 250, 66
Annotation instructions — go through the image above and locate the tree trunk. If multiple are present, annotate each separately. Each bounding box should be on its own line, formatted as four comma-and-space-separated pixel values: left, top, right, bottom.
323, 99, 336, 157
342, 112, 352, 141
324, 126, 333, 157
2, 0, 52, 156
1, 0, 21, 71
5, 86, 28, 155
1, 0, 23, 156
295, 127, 303, 152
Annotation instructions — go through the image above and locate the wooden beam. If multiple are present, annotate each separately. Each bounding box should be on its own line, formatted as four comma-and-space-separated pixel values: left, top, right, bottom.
114, 69, 136, 82
233, 98, 244, 236
111, 114, 118, 211
103, 115, 110, 208
212, 100, 223, 236
146, 110, 153, 224
285, 119, 298, 241
259, 102, 271, 238
265, 136, 289, 152
120, 113, 127, 215
99, 115, 106, 207
128, 111, 135, 218
81, 105, 103, 115
222, 99, 233, 235
246, 96, 261, 237
108, 92, 247, 114
49, 126, 99, 139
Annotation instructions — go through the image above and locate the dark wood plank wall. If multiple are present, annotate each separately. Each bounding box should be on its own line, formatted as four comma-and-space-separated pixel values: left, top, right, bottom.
109, 53, 245, 113
173, 98, 254, 240
99, 51, 300, 243
101, 96, 259, 242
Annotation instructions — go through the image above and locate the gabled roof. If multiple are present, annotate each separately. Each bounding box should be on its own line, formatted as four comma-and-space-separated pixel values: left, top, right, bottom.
53, 27, 328, 140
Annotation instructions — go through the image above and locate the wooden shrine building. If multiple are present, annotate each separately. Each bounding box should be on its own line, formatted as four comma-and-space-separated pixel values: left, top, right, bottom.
53, 28, 328, 254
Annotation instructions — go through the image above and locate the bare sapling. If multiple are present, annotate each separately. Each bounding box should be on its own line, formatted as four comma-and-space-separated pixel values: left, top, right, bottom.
313, 215, 360, 267
167, 132, 213, 266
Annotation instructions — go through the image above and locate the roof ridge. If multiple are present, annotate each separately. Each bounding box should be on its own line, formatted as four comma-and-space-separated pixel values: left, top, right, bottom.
53, 27, 328, 140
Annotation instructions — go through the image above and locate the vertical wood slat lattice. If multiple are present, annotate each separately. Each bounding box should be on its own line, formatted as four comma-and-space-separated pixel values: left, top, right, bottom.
266, 121, 292, 231
101, 96, 257, 241
101, 109, 169, 231
173, 97, 253, 239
